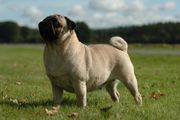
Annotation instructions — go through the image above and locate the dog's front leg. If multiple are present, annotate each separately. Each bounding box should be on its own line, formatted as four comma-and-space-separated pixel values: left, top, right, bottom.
72, 80, 87, 107
51, 82, 64, 105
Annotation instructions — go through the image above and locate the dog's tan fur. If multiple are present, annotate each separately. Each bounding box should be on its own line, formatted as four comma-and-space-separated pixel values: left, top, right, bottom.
38, 14, 142, 107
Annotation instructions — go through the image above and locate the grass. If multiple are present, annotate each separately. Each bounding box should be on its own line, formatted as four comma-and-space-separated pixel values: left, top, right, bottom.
128, 43, 180, 50
0, 44, 180, 120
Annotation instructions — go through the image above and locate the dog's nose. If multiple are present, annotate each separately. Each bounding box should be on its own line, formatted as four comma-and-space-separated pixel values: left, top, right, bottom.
51, 18, 61, 28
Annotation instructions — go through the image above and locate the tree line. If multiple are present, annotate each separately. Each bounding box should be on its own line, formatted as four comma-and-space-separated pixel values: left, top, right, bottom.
0, 21, 180, 44
0, 21, 41, 43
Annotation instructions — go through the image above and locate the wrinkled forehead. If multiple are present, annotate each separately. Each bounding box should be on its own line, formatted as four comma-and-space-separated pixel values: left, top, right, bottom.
43, 14, 66, 24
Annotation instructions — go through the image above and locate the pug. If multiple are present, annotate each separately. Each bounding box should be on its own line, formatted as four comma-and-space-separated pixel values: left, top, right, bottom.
38, 14, 142, 107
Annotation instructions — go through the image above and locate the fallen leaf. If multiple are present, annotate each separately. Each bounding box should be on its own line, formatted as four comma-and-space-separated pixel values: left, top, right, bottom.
45, 108, 58, 116
10, 98, 18, 104
15, 82, 22, 85
100, 105, 112, 112
68, 112, 79, 118
150, 91, 165, 100
45, 105, 60, 116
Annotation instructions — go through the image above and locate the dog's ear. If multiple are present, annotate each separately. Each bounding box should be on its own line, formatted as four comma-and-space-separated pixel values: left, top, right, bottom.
65, 16, 76, 30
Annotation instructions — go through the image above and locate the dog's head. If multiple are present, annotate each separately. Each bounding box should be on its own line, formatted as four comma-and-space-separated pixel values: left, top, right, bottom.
38, 14, 76, 44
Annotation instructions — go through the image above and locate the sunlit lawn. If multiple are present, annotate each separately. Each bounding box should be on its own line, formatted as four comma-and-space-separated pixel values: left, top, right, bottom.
0, 44, 179, 120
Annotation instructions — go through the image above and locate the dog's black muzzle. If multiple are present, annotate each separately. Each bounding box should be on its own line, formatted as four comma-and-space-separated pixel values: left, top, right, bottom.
38, 20, 58, 43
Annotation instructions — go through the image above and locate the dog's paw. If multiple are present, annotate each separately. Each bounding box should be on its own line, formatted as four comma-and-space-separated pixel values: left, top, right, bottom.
135, 94, 142, 106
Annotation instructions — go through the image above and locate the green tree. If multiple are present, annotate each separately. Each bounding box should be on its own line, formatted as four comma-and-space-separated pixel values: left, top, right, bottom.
0, 21, 21, 43
75, 22, 91, 43
21, 27, 42, 43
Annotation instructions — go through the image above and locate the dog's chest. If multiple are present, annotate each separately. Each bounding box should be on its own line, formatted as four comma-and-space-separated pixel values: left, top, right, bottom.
43, 48, 71, 79
44, 54, 64, 76
44, 53, 75, 91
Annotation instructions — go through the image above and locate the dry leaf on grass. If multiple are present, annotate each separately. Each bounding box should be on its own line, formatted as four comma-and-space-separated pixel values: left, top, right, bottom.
150, 91, 165, 100
9, 98, 29, 105
15, 81, 22, 85
68, 112, 79, 118
45, 105, 60, 116
9, 98, 19, 104
45, 108, 58, 116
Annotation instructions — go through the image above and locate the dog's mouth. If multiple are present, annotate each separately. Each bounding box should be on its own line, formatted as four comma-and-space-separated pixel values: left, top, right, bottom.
38, 18, 60, 42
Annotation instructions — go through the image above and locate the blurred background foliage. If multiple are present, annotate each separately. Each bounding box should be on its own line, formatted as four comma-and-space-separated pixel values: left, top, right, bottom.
0, 21, 180, 44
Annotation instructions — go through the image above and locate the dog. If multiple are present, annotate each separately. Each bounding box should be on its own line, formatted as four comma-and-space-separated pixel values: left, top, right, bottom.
38, 14, 142, 107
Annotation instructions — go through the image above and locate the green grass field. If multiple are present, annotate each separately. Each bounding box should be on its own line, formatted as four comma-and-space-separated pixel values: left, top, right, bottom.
0, 44, 180, 120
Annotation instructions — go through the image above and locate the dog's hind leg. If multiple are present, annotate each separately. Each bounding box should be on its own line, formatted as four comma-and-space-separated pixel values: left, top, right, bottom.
119, 71, 142, 105
106, 79, 120, 102
118, 65, 142, 105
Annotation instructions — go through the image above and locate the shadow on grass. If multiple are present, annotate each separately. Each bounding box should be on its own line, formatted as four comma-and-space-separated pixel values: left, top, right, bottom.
0, 97, 77, 108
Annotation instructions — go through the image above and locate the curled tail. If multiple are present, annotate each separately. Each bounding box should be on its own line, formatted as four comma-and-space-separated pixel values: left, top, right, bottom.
110, 36, 128, 52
